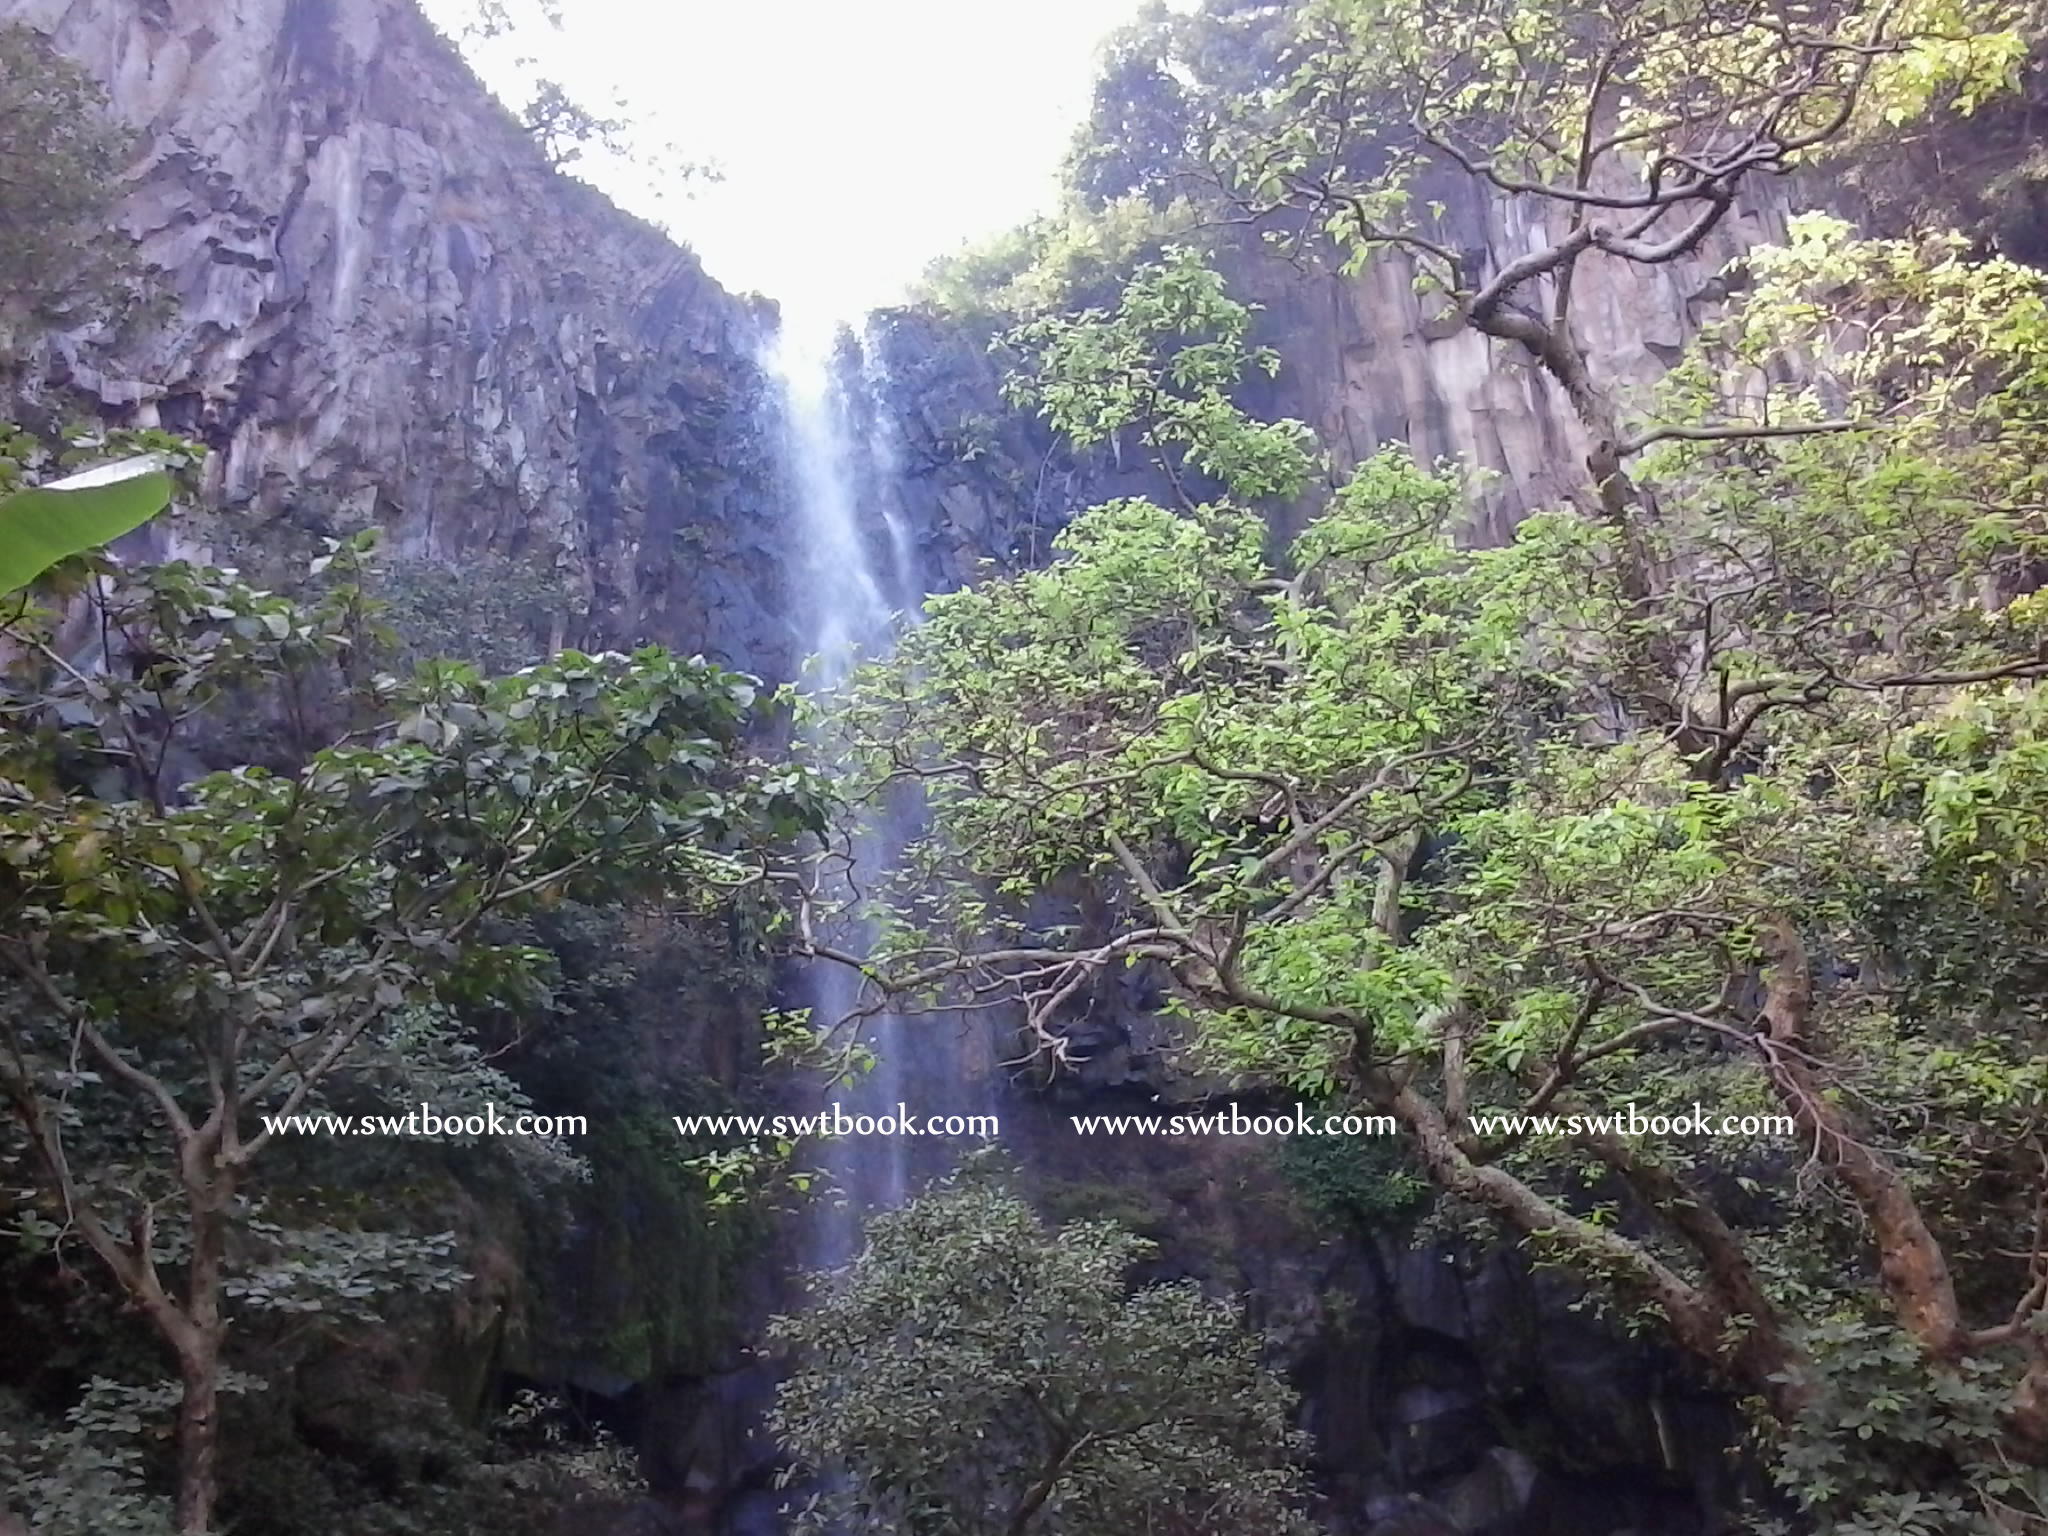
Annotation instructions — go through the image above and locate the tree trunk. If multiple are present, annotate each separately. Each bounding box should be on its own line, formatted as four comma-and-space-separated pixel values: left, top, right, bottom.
1474, 305, 1705, 751
1004, 1432, 1086, 1536
1571, 1122, 1808, 1407
173, 1331, 223, 1535
2007, 1340, 2048, 1457
1756, 920, 1967, 1360
172, 1165, 232, 1534
1362, 1066, 1739, 1367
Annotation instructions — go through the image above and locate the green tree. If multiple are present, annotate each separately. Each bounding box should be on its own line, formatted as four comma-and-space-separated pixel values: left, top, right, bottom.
1128, 0, 2024, 596
1065, 0, 1296, 214
424, 1, 719, 198
0, 23, 149, 345
833, 217, 2048, 1529
768, 1175, 1312, 1536
520, 78, 632, 169
1000, 246, 1319, 510
0, 530, 825, 1533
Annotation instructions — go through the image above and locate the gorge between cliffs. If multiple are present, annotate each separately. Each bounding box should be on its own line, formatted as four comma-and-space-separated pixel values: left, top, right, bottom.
6, 2, 2048, 1535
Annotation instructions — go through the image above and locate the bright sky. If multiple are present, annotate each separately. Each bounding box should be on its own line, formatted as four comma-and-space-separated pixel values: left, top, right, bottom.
420, 0, 1165, 327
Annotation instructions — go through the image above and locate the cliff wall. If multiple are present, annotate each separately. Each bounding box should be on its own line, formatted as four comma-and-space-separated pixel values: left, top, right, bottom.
4, 0, 795, 677
858, 175, 1799, 598
11, 7, 2031, 1533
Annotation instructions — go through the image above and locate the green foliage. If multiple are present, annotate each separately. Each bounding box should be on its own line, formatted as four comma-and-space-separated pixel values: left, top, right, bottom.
556, 1100, 755, 1381
492, 1388, 643, 1497
367, 550, 583, 676
520, 79, 631, 168
517, 77, 719, 197
1759, 1320, 2047, 1535
0, 1382, 177, 1536
0, 455, 172, 595
1002, 246, 1319, 506
1065, 0, 1297, 213
0, 24, 150, 342
1029, 1174, 1176, 1240
768, 1174, 1314, 1536
0, 423, 204, 594
911, 195, 1199, 323
0, 527, 828, 1528
682, 1007, 853, 1213
1186, 0, 2023, 279
841, 210, 2048, 1525
343, 1002, 592, 1187
215, 1379, 646, 1536
906, 0, 1306, 325
456, 898, 788, 1384
913, 220, 1063, 322
1276, 1129, 1432, 1229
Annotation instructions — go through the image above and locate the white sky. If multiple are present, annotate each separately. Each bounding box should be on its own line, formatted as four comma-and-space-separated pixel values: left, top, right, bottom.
420, 0, 1166, 326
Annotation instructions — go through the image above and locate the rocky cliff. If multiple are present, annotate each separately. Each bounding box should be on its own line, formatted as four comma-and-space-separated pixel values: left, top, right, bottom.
1232, 179, 1794, 547
855, 176, 1797, 600
4, 0, 796, 678
862, 64, 2048, 589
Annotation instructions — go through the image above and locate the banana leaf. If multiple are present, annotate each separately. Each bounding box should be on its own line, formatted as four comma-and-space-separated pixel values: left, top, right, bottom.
0, 455, 174, 596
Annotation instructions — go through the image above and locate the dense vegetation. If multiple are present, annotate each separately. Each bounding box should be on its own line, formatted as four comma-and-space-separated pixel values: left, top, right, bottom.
830, 1, 2048, 1531
769, 1168, 1312, 1536
0, 23, 152, 348
0, 463, 827, 1531
0, 23, 814, 1536
11, 0, 2048, 1533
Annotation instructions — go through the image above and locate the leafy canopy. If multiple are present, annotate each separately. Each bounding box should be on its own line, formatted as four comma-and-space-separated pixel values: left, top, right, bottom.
0, 506, 827, 1533
768, 1173, 1312, 1536
0, 23, 151, 341
835, 212, 2048, 1529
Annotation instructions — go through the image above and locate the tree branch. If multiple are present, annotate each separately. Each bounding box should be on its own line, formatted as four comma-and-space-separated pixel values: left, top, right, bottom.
1618, 418, 1864, 457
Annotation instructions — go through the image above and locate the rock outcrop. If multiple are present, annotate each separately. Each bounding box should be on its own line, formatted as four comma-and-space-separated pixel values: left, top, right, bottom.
858, 176, 1796, 595
1232, 177, 1795, 548
4, 0, 796, 677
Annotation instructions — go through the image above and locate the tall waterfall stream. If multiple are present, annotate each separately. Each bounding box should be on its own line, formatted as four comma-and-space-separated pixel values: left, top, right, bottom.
764, 313, 986, 1267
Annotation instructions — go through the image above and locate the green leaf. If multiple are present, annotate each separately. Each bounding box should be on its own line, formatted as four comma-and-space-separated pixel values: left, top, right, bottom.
0, 455, 174, 595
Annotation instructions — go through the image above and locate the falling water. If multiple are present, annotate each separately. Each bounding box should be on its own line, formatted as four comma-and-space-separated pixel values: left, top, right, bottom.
764, 313, 922, 1260
859, 339, 922, 614
769, 319, 896, 676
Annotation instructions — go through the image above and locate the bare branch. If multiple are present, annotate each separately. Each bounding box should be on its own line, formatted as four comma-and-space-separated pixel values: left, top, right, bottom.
1618, 418, 1864, 457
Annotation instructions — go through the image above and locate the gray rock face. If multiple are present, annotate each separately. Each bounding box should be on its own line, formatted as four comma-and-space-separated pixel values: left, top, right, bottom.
4, 0, 796, 677
1235, 176, 1797, 547
862, 177, 1802, 588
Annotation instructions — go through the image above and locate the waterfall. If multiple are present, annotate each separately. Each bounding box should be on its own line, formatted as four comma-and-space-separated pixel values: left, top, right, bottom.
767, 319, 895, 677
764, 313, 928, 1263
